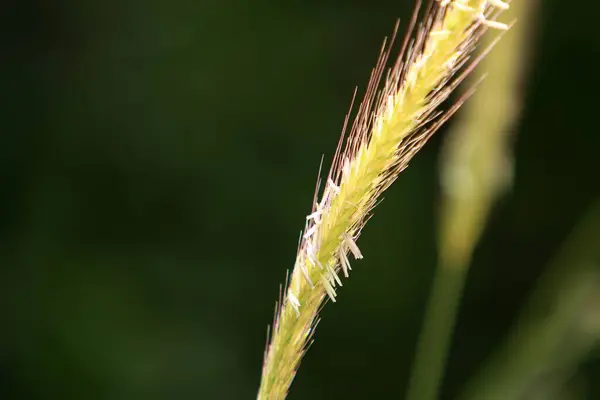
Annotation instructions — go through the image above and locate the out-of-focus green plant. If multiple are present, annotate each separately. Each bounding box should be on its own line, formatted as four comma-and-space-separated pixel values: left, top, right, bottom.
461, 199, 600, 400
407, 2, 539, 400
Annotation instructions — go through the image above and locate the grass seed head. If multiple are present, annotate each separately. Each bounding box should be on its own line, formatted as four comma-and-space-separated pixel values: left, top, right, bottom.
258, 1, 510, 399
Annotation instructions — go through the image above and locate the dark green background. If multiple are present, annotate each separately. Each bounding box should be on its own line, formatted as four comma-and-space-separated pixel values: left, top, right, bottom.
2, 0, 599, 399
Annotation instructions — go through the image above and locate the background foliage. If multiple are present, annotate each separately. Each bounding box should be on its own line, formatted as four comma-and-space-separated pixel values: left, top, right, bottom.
2, 0, 599, 398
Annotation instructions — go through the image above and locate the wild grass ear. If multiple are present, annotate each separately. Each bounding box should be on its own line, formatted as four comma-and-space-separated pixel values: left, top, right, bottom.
257, 2, 510, 399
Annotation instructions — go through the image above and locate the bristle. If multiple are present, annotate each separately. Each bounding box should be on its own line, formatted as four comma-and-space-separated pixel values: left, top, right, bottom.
344, 234, 364, 260
288, 291, 301, 315
322, 278, 337, 302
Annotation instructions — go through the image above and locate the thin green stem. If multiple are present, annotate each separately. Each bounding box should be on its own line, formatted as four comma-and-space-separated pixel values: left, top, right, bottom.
406, 260, 469, 400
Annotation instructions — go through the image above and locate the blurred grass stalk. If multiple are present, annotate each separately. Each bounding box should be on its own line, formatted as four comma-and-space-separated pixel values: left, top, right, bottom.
407, 1, 539, 400
460, 200, 600, 400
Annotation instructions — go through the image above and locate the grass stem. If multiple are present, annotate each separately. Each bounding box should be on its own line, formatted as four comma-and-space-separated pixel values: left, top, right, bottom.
406, 259, 469, 400
406, 1, 536, 399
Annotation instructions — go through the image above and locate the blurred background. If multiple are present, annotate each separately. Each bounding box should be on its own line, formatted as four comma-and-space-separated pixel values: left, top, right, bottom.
2, 0, 599, 399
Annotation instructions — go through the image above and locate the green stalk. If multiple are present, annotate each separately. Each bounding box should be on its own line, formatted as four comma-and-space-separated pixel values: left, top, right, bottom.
406, 1, 536, 399
406, 258, 470, 400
